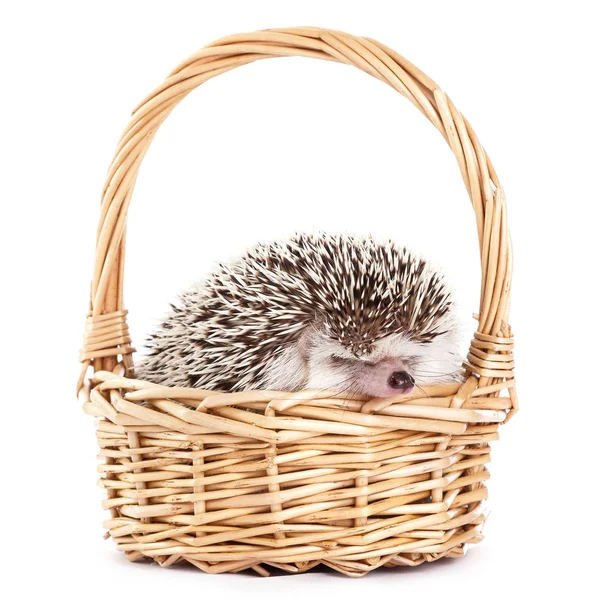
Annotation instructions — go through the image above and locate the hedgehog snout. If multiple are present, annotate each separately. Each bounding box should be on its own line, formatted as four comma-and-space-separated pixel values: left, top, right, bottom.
354, 358, 416, 397
388, 370, 415, 392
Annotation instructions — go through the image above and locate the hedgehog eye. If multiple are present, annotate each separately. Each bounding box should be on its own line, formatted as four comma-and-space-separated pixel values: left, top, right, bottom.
330, 354, 350, 364
330, 354, 377, 367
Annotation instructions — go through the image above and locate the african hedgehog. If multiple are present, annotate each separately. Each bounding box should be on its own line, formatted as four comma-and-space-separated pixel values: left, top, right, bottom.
137, 233, 463, 397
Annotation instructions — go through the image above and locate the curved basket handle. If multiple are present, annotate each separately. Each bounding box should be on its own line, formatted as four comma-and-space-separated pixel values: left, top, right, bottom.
79, 27, 514, 394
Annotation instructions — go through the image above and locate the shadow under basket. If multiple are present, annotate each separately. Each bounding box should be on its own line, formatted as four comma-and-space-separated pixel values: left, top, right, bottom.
78, 27, 518, 577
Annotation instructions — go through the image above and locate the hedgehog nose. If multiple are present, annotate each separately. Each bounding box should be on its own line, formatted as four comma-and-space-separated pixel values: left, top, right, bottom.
388, 371, 415, 392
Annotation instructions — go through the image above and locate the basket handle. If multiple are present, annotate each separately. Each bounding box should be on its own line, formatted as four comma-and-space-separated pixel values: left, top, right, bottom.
80, 27, 513, 386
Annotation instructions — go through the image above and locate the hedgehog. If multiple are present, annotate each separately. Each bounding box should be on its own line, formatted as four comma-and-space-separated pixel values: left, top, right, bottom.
136, 233, 463, 397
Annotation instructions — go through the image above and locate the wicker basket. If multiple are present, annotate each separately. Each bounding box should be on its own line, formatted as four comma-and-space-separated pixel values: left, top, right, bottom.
78, 27, 517, 577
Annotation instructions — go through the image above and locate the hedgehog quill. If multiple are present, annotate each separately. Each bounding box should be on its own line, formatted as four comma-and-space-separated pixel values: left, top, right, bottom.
137, 233, 464, 397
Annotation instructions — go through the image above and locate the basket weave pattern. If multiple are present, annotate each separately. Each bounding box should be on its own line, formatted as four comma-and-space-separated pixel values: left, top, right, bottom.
78, 27, 517, 577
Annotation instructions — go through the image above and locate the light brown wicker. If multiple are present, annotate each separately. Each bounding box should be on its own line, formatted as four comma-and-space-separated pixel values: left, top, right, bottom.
78, 27, 517, 577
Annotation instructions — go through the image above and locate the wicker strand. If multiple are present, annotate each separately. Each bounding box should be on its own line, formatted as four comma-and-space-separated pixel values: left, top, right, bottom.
80, 310, 134, 362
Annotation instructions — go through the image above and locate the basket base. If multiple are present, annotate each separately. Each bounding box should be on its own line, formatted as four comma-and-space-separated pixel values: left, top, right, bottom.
109, 520, 485, 577
121, 536, 482, 577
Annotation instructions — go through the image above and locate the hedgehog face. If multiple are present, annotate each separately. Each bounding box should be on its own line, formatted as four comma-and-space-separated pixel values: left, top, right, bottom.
301, 328, 462, 397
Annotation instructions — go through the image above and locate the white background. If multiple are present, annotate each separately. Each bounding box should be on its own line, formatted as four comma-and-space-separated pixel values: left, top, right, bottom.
1, 1, 599, 597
